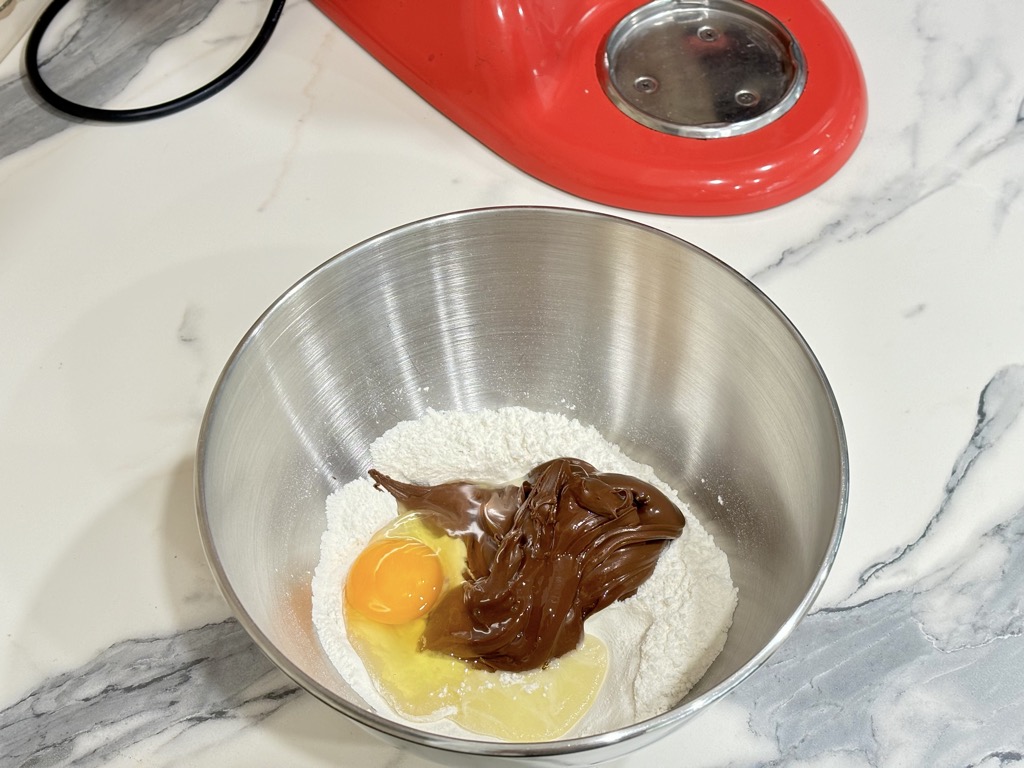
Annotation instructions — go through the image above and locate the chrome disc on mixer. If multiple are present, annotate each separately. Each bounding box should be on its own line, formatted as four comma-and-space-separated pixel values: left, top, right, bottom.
601, 0, 807, 138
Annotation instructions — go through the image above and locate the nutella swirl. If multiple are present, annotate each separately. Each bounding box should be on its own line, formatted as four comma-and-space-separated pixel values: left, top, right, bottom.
369, 457, 685, 672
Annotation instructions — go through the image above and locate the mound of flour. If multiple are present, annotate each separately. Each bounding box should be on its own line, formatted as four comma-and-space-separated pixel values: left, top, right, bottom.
311, 407, 737, 739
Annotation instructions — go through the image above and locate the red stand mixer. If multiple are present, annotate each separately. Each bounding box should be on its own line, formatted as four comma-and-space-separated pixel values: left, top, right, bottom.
311, 0, 866, 216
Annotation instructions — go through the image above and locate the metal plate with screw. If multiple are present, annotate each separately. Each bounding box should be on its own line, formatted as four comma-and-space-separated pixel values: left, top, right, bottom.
601, 0, 807, 138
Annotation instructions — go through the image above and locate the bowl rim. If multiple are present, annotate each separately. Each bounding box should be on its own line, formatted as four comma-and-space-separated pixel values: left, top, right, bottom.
195, 204, 849, 760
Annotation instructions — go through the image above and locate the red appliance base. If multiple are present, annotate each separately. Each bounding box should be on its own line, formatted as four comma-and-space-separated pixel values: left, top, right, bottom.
312, 0, 866, 216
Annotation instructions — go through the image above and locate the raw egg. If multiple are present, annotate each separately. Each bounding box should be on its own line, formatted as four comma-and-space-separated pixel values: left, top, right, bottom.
345, 537, 443, 624
343, 511, 608, 741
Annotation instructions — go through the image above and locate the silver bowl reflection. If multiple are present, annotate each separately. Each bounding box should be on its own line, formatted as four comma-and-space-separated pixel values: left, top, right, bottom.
195, 207, 847, 766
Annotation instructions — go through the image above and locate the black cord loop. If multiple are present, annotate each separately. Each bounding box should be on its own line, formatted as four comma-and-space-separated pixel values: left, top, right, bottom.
25, 0, 286, 122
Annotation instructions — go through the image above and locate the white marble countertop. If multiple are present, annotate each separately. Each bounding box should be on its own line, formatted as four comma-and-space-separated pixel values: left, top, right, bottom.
2, 0, 1023, 765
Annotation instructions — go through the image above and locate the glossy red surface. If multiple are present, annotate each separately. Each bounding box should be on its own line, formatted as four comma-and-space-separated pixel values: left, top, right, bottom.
311, 0, 867, 216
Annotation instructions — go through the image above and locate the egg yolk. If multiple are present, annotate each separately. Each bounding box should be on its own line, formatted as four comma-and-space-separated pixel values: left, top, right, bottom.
345, 537, 443, 624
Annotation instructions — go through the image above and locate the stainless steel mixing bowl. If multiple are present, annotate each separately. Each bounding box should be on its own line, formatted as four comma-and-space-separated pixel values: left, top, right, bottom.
196, 206, 848, 766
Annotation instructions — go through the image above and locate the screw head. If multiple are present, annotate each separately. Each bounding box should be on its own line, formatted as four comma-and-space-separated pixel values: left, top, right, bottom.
735, 89, 760, 107
697, 26, 720, 42
633, 76, 660, 94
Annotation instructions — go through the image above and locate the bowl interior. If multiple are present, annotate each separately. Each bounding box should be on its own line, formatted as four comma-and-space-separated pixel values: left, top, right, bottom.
196, 207, 847, 761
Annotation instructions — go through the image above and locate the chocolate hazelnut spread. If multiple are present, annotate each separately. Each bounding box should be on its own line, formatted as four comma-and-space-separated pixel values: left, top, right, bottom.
368, 457, 685, 672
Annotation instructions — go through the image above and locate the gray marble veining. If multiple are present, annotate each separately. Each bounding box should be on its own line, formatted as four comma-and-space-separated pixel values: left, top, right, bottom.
858, 365, 1024, 591
753, 0, 1024, 281
728, 364, 1024, 765
0, 619, 298, 768
0, 0, 218, 159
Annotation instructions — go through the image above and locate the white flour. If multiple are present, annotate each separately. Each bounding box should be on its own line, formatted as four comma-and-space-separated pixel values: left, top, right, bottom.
311, 407, 737, 739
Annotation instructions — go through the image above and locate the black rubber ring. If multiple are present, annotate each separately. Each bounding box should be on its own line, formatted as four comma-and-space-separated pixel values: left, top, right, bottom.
25, 0, 286, 122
